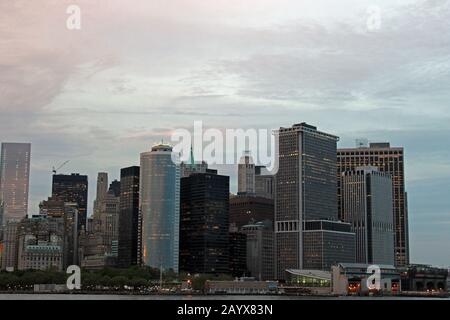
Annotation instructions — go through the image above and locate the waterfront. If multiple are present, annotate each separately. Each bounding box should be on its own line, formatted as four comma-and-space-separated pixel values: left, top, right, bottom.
0, 294, 448, 300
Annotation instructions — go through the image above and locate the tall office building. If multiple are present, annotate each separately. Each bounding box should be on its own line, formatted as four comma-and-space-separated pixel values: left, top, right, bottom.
275, 123, 355, 277
241, 220, 274, 281
341, 167, 395, 265
52, 173, 88, 232
118, 166, 140, 268
97, 182, 121, 255
93, 172, 108, 218
63, 203, 79, 268
140, 143, 180, 272
337, 142, 409, 267
0, 143, 31, 222
238, 151, 255, 195
180, 166, 229, 274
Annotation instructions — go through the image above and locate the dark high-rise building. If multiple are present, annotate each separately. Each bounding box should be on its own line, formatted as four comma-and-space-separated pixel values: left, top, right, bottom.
275, 123, 355, 277
118, 166, 140, 268
0, 143, 31, 222
337, 142, 409, 267
229, 231, 247, 277
180, 168, 230, 274
52, 173, 88, 232
230, 195, 274, 230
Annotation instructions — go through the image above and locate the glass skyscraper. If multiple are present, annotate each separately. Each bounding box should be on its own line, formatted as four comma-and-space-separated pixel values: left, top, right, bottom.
140, 143, 180, 272
0, 143, 31, 223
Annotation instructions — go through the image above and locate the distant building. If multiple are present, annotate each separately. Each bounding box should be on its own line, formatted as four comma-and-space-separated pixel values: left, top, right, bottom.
180, 166, 230, 274
229, 231, 247, 277
275, 123, 355, 277
118, 166, 141, 268
52, 173, 88, 232
241, 220, 274, 280
341, 167, 395, 265
16, 215, 64, 271
238, 151, 255, 195
338, 142, 409, 267
140, 143, 180, 272
230, 195, 274, 230
96, 181, 121, 255
1, 220, 19, 271
0, 143, 31, 222
254, 166, 274, 200
93, 172, 108, 218
63, 203, 79, 268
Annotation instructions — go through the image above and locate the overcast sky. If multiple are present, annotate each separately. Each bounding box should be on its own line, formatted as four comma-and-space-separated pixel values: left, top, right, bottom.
0, 0, 449, 266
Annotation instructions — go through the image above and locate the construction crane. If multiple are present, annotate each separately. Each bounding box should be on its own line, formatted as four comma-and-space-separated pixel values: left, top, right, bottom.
52, 160, 70, 175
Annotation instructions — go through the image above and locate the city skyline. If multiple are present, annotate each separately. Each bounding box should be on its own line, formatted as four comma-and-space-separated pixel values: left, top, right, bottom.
1, 0, 449, 269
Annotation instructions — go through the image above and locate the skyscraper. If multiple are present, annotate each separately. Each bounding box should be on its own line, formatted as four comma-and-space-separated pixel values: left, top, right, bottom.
94, 172, 108, 218
0, 143, 31, 222
140, 143, 180, 272
118, 166, 140, 268
180, 167, 230, 274
238, 151, 255, 195
341, 167, 395, 265
337, 142, 409, 267
51, 173, 88, 232
275, 123, 355, 277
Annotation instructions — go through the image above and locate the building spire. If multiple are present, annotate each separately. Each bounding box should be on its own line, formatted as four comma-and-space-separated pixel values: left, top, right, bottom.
189, 144, 195, 166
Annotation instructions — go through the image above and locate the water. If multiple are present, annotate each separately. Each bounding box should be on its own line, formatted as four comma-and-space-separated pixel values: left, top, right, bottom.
0, 294, 448, 300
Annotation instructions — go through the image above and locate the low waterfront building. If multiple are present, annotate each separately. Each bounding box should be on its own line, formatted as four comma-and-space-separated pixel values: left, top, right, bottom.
400, 264, 448, 292
205, 278, 278, 295
332, 263, 400, 296
284, 269, 332, 295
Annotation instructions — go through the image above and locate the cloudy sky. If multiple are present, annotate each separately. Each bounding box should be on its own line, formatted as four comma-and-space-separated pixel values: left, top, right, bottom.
0, 0, 449, 266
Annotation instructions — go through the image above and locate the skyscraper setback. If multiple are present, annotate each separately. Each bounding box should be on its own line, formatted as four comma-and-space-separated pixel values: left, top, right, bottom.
0, 143, 31, 222
337, 142, 409, 267
140, 143, 180, 272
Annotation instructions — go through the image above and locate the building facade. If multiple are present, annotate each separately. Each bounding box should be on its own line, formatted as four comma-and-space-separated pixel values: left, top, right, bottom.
241, 220, 274, 280
337, 142, 409, 267
238, 151, 255, 195
229, 231, 247, 277
275, 123, 355, 277
140, 143, 180, 272
180, 169, 230, 274
341, 167, 395, 265
230, 195, 274, 230
118, 166, 141, 268
52, 173, 88, 232
0, 143, 31, 222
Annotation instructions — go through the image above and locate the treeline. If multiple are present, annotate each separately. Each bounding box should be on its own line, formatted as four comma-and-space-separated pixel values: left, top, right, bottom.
0, 266, 233, 291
